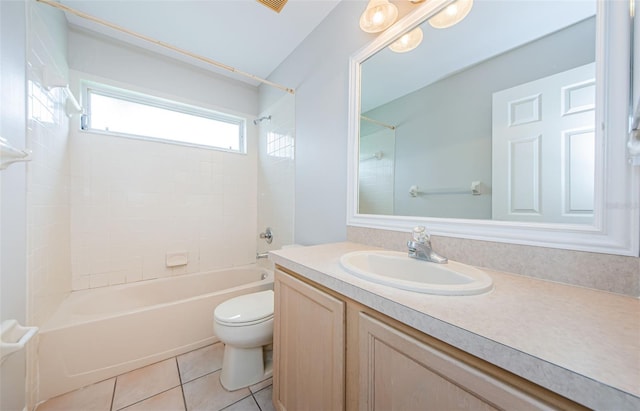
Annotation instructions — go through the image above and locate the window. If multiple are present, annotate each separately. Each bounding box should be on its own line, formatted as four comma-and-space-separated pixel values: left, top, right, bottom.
82, 82, 245, 152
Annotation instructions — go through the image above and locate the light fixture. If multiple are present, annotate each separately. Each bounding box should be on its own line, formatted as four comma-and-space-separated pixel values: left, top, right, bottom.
429, 0, 473, 29
359, 0, 399, 33
389, 27, 423, 53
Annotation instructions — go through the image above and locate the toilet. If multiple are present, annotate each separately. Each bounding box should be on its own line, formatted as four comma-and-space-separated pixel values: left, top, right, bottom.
213, 289, 274, 391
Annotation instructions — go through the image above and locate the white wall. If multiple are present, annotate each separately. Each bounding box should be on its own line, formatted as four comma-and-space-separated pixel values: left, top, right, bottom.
67, 30, 260, 289
0, 2, 29, 410
68, 28, 257, 116
261, 1, 373, 245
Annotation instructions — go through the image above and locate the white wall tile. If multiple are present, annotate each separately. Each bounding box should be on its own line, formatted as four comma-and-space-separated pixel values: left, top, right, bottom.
257, 94, 295, 253
68, 124, 257, 289
67, 101, 258, 288
26, 6, 72, 329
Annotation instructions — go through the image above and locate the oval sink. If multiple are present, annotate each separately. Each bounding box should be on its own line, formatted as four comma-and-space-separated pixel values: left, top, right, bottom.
339, 250, 493, 296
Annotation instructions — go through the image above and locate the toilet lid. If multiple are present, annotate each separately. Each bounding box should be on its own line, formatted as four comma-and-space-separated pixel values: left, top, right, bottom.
214, 290, 274, 325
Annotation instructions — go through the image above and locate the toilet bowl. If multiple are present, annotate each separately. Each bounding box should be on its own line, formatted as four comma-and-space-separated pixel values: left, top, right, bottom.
213, 289, 274, 391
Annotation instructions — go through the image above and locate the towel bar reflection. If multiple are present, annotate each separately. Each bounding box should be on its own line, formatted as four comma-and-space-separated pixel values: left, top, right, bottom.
0, 137, 32, 170
360, 151, 383, 161
409, 181, 486, 197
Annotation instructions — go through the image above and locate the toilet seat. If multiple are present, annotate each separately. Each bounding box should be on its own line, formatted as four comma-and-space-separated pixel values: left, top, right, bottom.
214, 290, 274, 327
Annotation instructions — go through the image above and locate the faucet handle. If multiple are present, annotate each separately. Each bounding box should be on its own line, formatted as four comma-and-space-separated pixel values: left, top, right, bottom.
412, 226, 429, 244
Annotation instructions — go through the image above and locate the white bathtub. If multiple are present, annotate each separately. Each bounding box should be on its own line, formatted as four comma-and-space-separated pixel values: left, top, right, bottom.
38, 265, 273, 401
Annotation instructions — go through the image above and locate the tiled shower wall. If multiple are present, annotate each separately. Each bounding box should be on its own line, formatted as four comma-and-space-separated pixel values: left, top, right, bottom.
26, 2, 71, 332
358, 127, 395, 215
26, 3, 71, 409
257, 93, 295, 254
68, 128, 258, 290
66, 28, 260, 290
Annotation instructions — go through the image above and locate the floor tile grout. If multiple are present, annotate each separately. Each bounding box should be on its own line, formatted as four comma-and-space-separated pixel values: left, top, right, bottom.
115, 385, 183, 411
110, 377, 117, 411
36, 343, 273, 411
250, 389, 262, 411
175, 357, 189, 411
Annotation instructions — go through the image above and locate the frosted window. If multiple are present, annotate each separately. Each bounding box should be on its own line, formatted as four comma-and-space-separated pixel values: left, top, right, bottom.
84, 84, 245, 152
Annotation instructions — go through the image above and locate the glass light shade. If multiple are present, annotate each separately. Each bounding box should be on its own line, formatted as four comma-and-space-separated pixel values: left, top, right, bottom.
359, 0, 399, 33
389, 27, 424, 53
429, 0, 473, 29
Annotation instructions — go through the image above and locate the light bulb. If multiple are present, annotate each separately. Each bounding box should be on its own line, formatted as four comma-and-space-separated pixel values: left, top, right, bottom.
445, 3, 459, 16
372, 10, 384, 25
359, 0, 399, 33
429, 0, 473, 29
389, 27, 423, 53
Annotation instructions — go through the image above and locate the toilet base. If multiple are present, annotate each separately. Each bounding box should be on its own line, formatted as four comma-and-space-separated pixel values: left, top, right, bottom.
220, 344, 273, 391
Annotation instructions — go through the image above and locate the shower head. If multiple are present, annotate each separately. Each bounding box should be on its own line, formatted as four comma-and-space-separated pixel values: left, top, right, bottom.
253, 115, 272, 125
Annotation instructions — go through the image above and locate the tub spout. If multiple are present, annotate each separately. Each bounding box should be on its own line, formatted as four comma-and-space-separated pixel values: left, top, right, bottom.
256, 252, 269, 259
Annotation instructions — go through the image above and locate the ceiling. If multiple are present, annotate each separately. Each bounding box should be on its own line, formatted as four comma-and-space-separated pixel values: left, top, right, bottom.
59, 0, 343, 87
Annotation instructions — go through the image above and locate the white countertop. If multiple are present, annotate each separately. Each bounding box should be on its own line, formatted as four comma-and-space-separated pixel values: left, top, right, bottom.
270, 242, 640, 411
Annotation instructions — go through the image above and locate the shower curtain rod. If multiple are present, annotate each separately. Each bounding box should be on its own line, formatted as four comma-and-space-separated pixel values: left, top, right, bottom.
36, 0, 295, 95
360, 115, 396, 130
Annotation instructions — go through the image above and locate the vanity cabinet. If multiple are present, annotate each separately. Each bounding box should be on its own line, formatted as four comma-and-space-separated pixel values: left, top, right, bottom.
273, 268, 345, 411
274, 268, 586, 411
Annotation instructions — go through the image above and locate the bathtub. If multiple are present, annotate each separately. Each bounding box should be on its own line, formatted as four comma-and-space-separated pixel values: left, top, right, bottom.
38, 265, 273, 401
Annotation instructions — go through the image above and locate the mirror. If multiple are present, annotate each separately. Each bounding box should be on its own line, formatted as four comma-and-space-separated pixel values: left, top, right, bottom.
360, 0, 596, 223
347, 0, 639, 256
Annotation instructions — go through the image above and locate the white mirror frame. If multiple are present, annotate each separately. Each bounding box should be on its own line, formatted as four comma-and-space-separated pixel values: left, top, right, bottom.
347, 0, 640, 256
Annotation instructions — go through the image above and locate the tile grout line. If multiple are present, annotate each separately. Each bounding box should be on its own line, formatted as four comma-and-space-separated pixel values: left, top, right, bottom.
250, 391, 262, 411
175, 356, 189, 411
110, 377, 118, 411
251, 385, 272, 411
115, 386, 183, 411
113, 358, 184, 411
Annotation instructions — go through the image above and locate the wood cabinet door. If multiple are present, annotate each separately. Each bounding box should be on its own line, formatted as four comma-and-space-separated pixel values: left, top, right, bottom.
358, 312, 558, 411
273, 269, 345, 411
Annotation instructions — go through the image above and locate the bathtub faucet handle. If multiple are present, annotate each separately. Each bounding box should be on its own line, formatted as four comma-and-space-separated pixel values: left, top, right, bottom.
259, 227, 273, 244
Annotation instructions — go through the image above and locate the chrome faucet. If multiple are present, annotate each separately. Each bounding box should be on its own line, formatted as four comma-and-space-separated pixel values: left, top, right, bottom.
407, 226, 448, 264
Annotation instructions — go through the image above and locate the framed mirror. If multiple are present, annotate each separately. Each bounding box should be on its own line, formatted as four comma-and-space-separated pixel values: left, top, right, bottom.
347, 0, 639, 256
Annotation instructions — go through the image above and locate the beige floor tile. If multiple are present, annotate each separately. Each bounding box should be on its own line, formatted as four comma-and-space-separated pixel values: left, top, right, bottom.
120, 387, 185, 411
252, 386, 275, 411
220, 396, 260, 411
35, 378, 115, 411
112, 359, 181, 410
183, 371, 251, 411
177, 343, 224, 383
248, 377, 272, 394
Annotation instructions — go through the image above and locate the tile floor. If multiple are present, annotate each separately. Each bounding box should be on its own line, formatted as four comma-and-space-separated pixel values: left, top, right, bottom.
35, 343, 275, 411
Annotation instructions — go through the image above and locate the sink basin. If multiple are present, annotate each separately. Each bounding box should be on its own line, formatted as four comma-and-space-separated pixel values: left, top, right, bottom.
339, 250, 493, 296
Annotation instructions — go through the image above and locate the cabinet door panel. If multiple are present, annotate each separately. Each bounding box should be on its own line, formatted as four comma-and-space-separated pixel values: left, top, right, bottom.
273, 270, 345, 411
371, 339, 497, 411
359, 312, 556, 411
